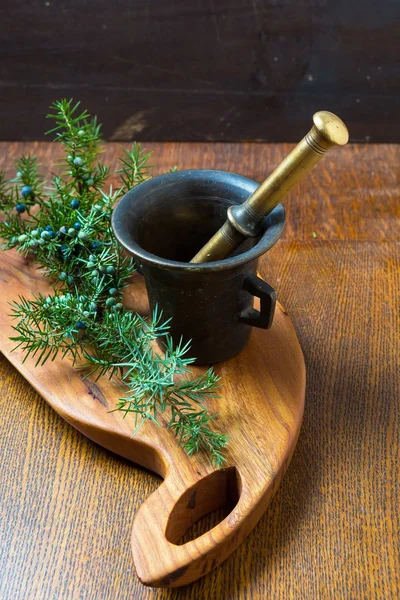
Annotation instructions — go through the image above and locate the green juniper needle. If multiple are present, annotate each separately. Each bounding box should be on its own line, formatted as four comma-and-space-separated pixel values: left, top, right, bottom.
0, 99, 228, 467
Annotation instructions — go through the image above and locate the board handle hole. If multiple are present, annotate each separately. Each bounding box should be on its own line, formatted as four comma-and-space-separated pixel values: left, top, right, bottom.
165, 466, 241, 546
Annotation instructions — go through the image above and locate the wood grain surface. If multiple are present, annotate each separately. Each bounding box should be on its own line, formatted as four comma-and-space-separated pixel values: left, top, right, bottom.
1, 1, 399, 143
0, 142, 399, 598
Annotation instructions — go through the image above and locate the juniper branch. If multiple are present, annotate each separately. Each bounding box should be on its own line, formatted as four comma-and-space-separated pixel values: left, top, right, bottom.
0, 98, 228, 465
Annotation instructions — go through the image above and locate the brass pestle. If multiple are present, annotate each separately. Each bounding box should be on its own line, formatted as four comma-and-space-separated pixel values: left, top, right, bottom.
190, 111, 349, 263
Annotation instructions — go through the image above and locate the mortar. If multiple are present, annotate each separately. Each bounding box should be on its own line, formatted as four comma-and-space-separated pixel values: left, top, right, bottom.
112, 169, 285, 364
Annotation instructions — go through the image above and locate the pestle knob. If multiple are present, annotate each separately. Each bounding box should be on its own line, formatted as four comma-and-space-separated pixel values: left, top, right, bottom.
190, 111, 349, 263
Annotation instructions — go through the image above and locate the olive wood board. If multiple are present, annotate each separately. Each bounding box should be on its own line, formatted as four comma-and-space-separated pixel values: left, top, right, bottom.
0, 250, 305, 588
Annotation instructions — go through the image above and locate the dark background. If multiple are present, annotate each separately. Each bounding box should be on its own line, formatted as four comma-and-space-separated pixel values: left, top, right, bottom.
1, 0, 399, 142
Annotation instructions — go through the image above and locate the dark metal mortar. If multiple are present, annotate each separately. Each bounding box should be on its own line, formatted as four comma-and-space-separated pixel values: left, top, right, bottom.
112, 170, 285, 365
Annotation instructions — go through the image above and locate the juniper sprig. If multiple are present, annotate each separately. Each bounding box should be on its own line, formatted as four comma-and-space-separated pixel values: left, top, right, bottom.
0, 99, 228, 466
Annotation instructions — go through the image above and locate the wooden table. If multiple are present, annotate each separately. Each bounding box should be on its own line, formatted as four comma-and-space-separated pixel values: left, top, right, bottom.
0, 142, 399, 599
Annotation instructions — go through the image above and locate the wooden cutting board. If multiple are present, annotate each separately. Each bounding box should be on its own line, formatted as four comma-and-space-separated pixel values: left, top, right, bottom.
0, 250, 305, 588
